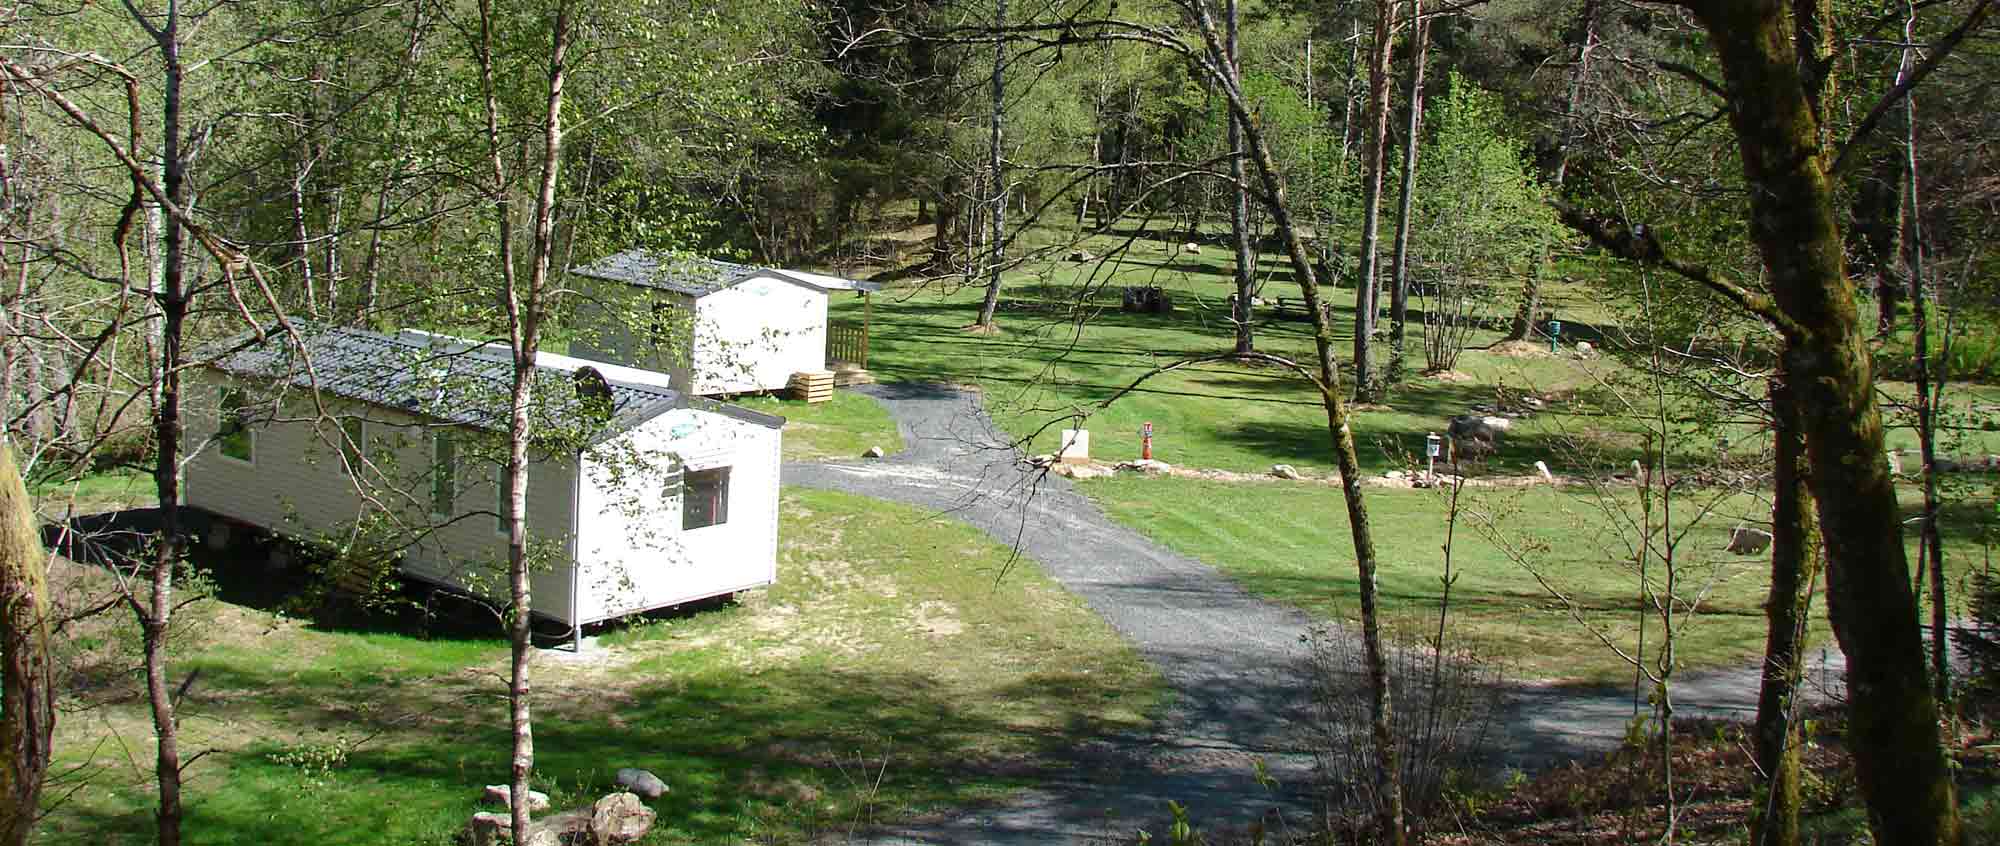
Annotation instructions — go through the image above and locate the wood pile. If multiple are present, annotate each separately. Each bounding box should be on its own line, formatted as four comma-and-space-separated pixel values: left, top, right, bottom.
789, 370, 835, 403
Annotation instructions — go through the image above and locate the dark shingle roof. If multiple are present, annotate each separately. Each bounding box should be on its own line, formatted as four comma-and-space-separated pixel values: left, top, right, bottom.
570, 251, 782, 297
204, 323, 780, 442
569, 250, 881, 296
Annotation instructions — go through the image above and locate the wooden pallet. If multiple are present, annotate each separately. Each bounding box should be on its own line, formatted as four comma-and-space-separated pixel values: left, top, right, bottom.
789, 370, 836, 403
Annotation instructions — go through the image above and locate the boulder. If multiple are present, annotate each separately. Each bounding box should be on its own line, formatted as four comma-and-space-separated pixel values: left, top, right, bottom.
1066, 249, 1096, 263
1385, 469, 1407, 480
862, 446, 886, 459
1271, 464, 1303, 481
591, 792, 657, 845
1573, 341, 1596, 357
1118, 458, 1173, 474
467, 811, 511, 846
482, 785, 552, 813
1055, 463, 1113, 480
614, 768, 668, 801
1726, 526, 1774, 555
1182, 242, 1202, 254
464, 810, 576, 846
1447, 414, 1506, 457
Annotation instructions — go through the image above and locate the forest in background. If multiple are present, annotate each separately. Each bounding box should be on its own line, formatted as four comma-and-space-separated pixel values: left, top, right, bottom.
7, 1, 2000, 845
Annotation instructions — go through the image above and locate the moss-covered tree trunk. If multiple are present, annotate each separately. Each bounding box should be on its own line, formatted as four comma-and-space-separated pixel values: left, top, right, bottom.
1688, 2, 1957, 842
0, 443, 53, 846
1750, 375, 1819, 846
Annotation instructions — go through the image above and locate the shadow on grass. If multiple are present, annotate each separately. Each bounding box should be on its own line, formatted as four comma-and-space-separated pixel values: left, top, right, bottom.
41, 507, 595, 646
1211, 414, 1646, 475
53, 642, 1132, 846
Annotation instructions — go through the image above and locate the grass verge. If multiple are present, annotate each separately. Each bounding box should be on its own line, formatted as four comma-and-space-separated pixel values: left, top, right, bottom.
1083, 474, 1991, 684
40, 487, 1161, 845
734, 390, 904, 462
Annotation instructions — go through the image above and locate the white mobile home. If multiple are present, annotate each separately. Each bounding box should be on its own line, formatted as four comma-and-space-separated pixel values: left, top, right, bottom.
183, 324, 784, 638
569, 251, 879, 396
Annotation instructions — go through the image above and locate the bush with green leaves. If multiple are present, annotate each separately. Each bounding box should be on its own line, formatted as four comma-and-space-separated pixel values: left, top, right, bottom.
1409, 74, 1569, 373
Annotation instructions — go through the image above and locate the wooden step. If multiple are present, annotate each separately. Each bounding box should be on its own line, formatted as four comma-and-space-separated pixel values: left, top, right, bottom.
831, 367, 875, 386
789, 370, 836, 403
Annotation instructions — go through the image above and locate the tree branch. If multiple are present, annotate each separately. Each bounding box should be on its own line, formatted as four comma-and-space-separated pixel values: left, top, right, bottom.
1829, 0, 1996, 175
1550, 200, 1801, 339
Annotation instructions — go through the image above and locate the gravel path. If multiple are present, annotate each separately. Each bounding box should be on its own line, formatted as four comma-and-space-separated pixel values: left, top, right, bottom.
782, 382, 1848, 844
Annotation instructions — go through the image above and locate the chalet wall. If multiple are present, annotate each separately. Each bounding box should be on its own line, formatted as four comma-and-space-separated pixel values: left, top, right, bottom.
182, 376, 577, 613
567, 282, 696, 391
573, 406, 780, 623
689, 276, 826, 395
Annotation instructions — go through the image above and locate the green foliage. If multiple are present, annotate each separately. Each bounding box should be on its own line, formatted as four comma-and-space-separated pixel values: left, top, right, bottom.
43, 488, 1164, 844
1410, 74, 1568, 370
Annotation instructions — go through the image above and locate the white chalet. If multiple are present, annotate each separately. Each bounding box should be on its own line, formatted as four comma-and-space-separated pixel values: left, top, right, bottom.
183, 323, 784, 642
568, 251, 879, 396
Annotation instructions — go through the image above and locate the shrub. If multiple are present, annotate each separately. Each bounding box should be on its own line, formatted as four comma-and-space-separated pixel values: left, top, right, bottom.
1301, 612, 1505, 841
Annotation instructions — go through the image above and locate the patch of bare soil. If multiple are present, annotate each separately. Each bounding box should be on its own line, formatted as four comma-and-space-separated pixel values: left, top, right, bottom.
1427, 369, 1475, 382
910, 600, 965, 638
1489, 340, 1554, 358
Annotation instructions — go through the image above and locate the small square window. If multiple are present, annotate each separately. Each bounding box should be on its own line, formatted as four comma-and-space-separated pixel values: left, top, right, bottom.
682, 467, 729, 530
218, 388, 254, 463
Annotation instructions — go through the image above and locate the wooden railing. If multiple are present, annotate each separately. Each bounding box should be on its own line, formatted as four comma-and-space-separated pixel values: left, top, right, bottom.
827, 320, 868, 367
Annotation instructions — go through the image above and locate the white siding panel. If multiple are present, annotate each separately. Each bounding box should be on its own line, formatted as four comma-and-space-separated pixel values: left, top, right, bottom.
574, 407, 779, 622
689, 276, 826, 395
567, 284, 695, 391
183, 375, 579, 621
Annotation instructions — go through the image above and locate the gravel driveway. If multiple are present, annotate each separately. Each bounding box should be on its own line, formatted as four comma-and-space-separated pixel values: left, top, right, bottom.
781, 382, 1847, 844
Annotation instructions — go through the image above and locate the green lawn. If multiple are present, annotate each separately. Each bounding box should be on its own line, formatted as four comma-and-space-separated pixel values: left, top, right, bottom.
832, 225, 2000, 683
733, 390, 904, 462
40, 488, 1161, 845
847, 262, 1616, 477
1083, 474, 1993, 685
845, 224, 2000, 477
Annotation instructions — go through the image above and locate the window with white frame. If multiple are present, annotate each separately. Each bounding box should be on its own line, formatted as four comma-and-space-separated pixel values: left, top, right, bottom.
682, 466, 729, 530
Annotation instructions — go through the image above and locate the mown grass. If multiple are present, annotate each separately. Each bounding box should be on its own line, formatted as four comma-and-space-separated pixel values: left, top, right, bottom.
845, 254, 1616, 477
40, 487, 1162, 845
28, 467, 154, 511
1084, 474, 1995, 684
835, 225, 2000, 682
844, 225, 2000, 475
733, 390, 904, 462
